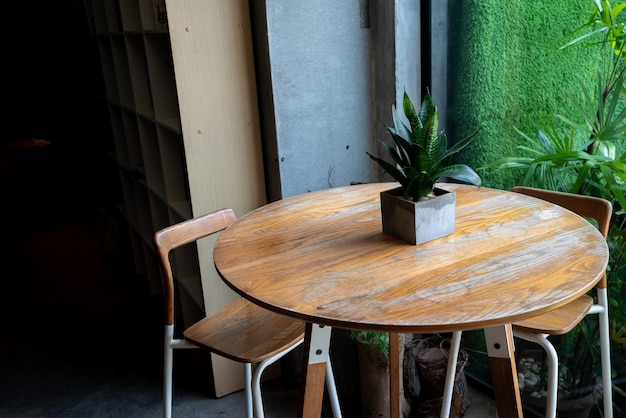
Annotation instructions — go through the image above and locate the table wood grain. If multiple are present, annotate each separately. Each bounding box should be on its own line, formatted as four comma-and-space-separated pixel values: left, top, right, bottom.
213, 182, 609, 417
215, 182, 607, 332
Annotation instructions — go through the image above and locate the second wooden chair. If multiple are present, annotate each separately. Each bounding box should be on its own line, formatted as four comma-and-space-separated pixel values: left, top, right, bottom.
440, 187, 613, 418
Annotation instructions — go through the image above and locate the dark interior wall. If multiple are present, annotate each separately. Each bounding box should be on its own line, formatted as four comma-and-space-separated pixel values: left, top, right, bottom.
4, 1, 102, 142
0, 2, 134, 321
2, 0, 118, 211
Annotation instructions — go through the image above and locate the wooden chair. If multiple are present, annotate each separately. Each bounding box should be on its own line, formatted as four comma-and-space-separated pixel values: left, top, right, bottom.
154, 208, 342, 418
441, 187, 613, 418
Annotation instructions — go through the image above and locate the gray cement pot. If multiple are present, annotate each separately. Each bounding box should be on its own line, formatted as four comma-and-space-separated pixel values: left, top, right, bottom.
380, 186, 456, 245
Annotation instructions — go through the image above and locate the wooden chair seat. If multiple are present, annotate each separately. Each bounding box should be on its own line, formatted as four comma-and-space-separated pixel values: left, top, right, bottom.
183, 297, 305, 363
512, 295, 593, 335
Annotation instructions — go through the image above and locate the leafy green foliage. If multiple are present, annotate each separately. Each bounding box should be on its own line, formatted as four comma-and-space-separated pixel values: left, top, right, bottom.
367, 91, 481, 201
349, 330, 389, 356
489, 0, 626, 401
560, 0, 626, 70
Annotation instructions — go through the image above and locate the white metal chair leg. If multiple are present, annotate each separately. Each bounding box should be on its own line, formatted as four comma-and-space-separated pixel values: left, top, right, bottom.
597, 289, 613, 418
512, 297, 612, 418
163, 324, 199, 418
440, 331, 463, 418
325, 358, 342, 418
244, 363, 253, 418
251, 359, 266, 418
251, 338, 342, 418
514, 330, 558, 418
252, 339, 305, 418
163, 326, 174, 418
164, 330, 346, 418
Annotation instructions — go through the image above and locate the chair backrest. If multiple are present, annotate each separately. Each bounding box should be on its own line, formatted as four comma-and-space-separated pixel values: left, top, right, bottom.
512, 186, 612, 288
153, 208, 237, 326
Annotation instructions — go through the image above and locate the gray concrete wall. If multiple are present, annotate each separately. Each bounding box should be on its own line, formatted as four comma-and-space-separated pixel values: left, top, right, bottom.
262, 1, 373, 199
253, 1, 425, 200
395, 0, 421, 106
369, 0, 424, 183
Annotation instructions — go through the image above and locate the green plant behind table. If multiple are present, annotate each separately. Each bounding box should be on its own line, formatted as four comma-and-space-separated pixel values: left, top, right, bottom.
488, 0, 626, 405
349, 330, 389, 357
366, 90, 481, 201
488, 71, 626, 208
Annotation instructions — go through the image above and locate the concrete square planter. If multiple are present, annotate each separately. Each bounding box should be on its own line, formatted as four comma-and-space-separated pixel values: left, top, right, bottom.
380, 186, 456, 245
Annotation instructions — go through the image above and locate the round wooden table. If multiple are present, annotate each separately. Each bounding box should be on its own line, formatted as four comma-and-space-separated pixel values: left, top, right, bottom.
214, 183, 608, 418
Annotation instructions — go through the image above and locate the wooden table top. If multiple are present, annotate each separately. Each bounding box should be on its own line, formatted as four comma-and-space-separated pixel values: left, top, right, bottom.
213, 183, 609, 333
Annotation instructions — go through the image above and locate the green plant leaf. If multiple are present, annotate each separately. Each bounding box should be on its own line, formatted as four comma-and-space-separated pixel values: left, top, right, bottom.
416, 95, 441, 174
391, 104, 412, 147
366, 152, 409, 189
379, 136, 410, 168
349, 330, 389, 356
441, 129, 480, 161
559, 26, 608, 50
402, 91, 421, 139
367, 90, 480, 201
405, 171, 434, 200
435, 164, 482, 187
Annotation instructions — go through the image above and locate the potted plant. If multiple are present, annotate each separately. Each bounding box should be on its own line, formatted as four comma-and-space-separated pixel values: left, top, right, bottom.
366, 90, 481, 244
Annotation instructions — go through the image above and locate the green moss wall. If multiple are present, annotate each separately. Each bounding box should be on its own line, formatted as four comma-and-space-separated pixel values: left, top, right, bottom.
447, 0, 605, 190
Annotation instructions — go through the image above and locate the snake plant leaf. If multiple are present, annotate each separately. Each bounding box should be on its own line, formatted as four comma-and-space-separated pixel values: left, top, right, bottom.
441, 129, 480, 161
377, 137, 409, 167
390, 104, 423, 166
433, 132, 450, 170
416, 97, 440, 175
366, 152, 410, 189
435, 164, 482, 187
418, 92, 434, 135
391, 104, 412, 147
415, 93, 439, 150
403, 91, 421, 140
386, 129, 417, 168
405, 170, 434, 200
367, 89, 481, 201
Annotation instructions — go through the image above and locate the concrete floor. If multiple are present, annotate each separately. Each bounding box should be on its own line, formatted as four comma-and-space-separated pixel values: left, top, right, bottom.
0, 289, 497, 418
0, 311, 497, 417
0, 281, 497, 418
